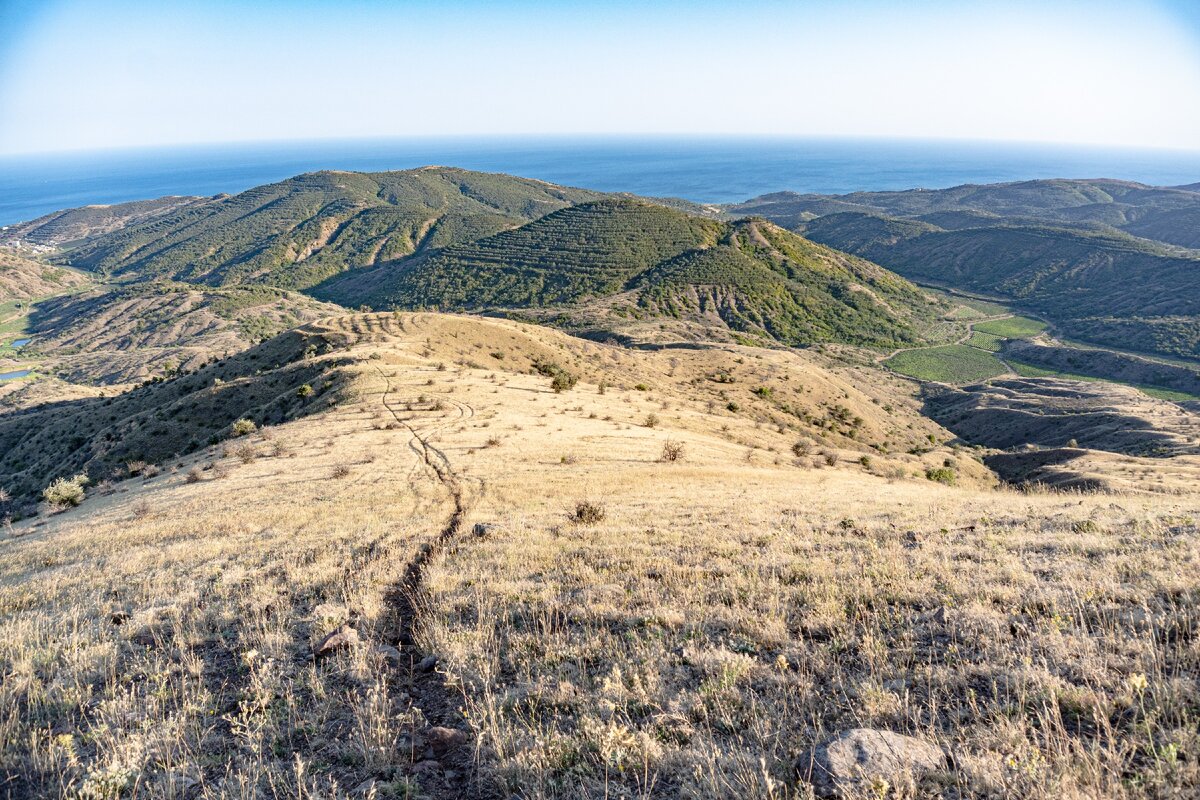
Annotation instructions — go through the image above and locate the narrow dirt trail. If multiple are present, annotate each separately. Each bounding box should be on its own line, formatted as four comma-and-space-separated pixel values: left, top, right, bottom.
373, 365, 491, 799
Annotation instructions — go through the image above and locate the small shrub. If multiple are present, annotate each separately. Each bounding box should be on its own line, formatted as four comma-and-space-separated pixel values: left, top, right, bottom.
634, 383, 649, 391
331, 464, 352, 479
186, 467, 203, 484
659, 440, 686, 462
234, 443, 257, 464
753, 386, 773, 398
726, 401, 740, 412
560, 453, 578, 465
551, 372, 578, 393
297, 384, 313, 398
485, 436, 502, 448
791, 440, 811, 457
925, 467, 956, 485
823, 451, 840, 467
43, 474, 88, 509
572, 500, 606, 525
125, 460, 148, 477
644, 413, 659, 428
231, 418, 256, 437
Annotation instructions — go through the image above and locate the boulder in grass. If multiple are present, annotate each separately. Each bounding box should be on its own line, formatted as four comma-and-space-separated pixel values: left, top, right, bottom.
795, 728, 946, 797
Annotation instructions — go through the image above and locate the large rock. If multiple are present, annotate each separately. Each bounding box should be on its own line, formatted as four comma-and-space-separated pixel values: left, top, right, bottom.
313, 624, 359, 657
795, 728, 946, 797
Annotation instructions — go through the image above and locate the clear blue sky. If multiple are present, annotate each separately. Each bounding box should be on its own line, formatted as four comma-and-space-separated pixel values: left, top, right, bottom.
2, 0, 1199, 155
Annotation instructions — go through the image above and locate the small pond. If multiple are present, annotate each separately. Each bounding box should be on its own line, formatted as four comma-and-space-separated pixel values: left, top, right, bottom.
0, 369, 32, 381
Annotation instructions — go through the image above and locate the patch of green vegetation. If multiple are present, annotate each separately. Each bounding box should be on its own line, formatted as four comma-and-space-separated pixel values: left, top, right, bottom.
965, 331, 1004, 351
973, 315, 1047, 339
886, 345, 1008, 384
1008, 360, 1199, 402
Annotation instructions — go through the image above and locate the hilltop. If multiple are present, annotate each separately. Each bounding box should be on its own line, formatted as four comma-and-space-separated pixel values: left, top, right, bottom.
321, 199, 945, 349
2, 312, 1197, 799
58, 168, 606, 290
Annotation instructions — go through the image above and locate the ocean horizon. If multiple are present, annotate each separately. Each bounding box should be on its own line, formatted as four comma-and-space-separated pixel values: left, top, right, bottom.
3, 135, 1200, 227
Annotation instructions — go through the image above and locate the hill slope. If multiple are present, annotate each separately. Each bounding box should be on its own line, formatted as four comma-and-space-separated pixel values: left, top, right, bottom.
323, 200, 945, 349
0, 196, 211, 247
0, 251, 89, 303
799, 213, 1200, 358
57, 168, 607, 290
3, 313, 1199, 800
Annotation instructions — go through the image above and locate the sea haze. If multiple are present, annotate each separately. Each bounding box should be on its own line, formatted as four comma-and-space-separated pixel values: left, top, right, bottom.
2, 136, 1200, 226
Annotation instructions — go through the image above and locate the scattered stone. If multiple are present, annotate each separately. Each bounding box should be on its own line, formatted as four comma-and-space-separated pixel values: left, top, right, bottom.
473, 522, 499, 538
313, 624, 359, 657
795, 728, 946, 797
374, 644, 404, 664
920, 606, 947, 626
418, 654, 438, 672
425, 726, 468, 757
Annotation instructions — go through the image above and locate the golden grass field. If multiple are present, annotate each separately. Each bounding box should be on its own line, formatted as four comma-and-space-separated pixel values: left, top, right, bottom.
2, 313, 1198, 799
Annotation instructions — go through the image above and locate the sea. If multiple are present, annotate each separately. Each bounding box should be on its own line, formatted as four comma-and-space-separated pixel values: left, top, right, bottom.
3, 136, 1200, 226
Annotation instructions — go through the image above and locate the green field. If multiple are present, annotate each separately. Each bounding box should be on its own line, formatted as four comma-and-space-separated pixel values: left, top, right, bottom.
1009, 360, 1199, 402
886, 344, 1008, 384
965, 331, 1004, 351
973, 315, 1047, 339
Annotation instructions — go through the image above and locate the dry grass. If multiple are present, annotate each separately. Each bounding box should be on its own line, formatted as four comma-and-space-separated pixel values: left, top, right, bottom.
2, 312, 1198, 799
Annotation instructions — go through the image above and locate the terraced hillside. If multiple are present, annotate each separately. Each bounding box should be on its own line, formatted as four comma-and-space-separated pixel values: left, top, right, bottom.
57, 168, 606, 289
0, 196, 211, 247
325, 200, 945, 349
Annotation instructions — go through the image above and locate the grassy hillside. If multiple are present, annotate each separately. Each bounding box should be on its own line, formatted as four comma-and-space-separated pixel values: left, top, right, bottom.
801, 213, 1200, 358
0, 252, 89, 303
0, 323, 353, 508
58, 168, 606, 290
18, 282, 343, 384
326, 201, 944, 349
3, 313, 1199, 799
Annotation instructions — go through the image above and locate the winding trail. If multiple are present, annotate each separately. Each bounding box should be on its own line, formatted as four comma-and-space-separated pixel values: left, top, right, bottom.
373, 364, 490, 799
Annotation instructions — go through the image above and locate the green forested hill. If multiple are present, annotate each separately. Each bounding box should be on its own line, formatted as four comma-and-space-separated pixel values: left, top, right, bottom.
324, 200, 944, 348
800, 212, 1200, 357
58, 168, 606, 290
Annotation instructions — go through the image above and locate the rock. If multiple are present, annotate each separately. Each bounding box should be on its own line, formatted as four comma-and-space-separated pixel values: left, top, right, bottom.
425, 725, 468, 757
313, 624, 359, 657
374, 644, 404, 664
411, 759, 442, 775
795, 728, 946, 797
110, 610, 130, 625
418, 654, 438, 672
473, 522, 499, 538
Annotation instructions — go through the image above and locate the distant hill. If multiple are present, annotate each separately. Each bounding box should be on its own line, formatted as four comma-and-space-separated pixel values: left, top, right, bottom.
1, 196, 210, 247
322, 199, 944, 349
726, 178, 1200, 244
58, 168, 607, 290
799, 213, 1200, 358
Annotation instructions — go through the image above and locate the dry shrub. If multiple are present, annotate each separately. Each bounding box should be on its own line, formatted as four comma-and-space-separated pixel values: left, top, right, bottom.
572, 500, 606, 525
659, 440, 686, 463
331, 464, 352, 479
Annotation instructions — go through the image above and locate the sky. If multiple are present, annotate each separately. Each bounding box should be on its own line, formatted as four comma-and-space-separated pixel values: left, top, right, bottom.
1, 0, 1199, 155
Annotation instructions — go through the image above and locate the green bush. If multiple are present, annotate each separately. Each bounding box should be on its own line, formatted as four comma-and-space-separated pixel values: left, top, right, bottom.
43, 473, 89, 508
231, 418, 257, 437
925, 467, 957, 485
